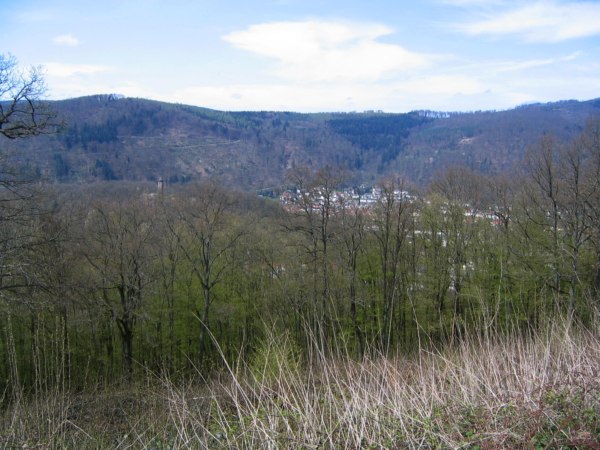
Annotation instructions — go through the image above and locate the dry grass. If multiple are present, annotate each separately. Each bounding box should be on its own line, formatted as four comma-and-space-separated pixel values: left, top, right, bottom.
2, 320, 599, 449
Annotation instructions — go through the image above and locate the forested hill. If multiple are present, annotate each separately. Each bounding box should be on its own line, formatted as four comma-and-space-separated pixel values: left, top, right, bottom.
4, 94, 600, 189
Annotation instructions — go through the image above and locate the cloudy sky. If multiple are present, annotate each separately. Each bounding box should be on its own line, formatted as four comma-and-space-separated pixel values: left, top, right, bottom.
2, 0, 600, 112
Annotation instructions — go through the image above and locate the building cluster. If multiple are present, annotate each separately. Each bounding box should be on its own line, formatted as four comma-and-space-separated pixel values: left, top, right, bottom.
279, 185, 505, 227
279, 186, 415, 213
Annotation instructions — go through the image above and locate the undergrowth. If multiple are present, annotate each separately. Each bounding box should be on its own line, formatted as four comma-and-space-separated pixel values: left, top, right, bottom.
1, 320, 599, 449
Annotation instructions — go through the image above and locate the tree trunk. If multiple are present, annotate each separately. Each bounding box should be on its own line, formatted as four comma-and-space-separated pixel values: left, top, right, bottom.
117, 318, 134, 383
197, 285, 211, 370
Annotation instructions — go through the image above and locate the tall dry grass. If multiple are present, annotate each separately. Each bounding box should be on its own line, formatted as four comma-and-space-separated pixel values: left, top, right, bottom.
2, 318, 599, 449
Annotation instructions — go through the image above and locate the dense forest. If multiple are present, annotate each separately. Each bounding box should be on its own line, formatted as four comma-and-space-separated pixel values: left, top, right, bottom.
2, 116, 600, 392
1, 56, 598, 447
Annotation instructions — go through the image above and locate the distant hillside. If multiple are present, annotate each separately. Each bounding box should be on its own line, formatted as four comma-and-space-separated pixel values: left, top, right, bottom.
3, 94, 599, 189
398, 100, 600, 181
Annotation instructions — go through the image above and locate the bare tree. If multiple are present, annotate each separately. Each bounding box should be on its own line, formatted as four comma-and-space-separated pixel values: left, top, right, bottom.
578, 117, 600, 305
0, 55, 58, 299
429, 166, 486, 342
372, 177, 413, 353
337, 187, 366, 356
485, 173, 518, 324
83, 200, 156, 381
283, 166, 342, 355
0, 54, 57, 140
558, 136, 594, 316
165, 181, 246, 370
522, 134, 563, 295
0, 55, 61, 398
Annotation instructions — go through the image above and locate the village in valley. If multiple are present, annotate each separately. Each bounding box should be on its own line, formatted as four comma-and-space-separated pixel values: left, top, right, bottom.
277, 184, 502, 226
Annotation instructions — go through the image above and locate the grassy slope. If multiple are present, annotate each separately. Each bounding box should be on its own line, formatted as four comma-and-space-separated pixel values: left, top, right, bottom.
2, 319, 599, 449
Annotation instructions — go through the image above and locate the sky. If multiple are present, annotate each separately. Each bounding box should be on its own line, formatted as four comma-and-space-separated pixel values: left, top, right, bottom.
2, 0, 600, 113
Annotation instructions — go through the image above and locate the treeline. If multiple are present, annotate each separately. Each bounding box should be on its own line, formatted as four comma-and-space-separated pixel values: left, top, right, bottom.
1, 118, 600, 399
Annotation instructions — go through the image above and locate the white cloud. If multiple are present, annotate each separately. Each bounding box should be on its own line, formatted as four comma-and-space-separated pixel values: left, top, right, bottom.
223, 20, 430, 83
457, 1, 600, 42
484, 52, 582, 73
160, 52, 600, 112
45, 62, 111, 77
165, 73, 489, 113
53, 34, 79, 46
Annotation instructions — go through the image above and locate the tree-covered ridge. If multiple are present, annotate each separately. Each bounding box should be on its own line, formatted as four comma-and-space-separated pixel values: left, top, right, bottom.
3, 94, 599, 188
327, 112, 431, 171
327, 112, 429, 150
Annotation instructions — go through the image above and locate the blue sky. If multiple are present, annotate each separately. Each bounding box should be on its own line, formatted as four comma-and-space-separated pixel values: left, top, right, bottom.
2, 0, 600, 112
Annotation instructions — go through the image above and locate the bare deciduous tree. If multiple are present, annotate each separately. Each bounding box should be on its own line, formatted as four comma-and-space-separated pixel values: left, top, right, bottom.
373, 177, 413, 353
165, 181, 246, 370
83, 200, 156, 381
0, 55, 59, 299
0, 54, 57, 140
